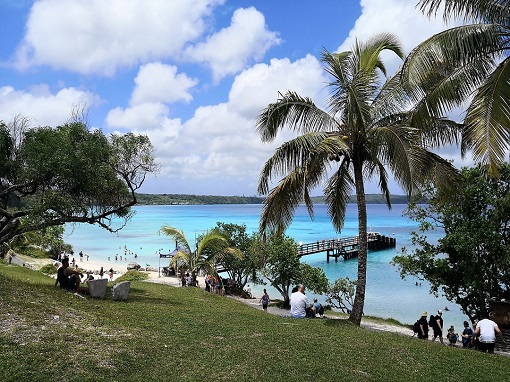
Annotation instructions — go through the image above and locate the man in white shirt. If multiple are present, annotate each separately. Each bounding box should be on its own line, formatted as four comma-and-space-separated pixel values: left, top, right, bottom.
474, 316, 506, 354
290, 284, 310, 318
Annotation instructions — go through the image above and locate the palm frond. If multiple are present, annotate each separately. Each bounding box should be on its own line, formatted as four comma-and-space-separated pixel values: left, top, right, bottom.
463, 56, 510, 175
158, 226, 192, 254
257, 132, 330, 195
323, 159, 354, 232
256, 92, 337, 142
418, 0, 510, 24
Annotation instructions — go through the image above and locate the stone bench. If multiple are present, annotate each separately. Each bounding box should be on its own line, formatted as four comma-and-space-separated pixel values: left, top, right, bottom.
87, 278, 108, 299
112, 281, 131, 301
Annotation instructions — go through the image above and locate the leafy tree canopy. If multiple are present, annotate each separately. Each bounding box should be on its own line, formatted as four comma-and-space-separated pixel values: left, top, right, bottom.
392, 164, 510, 323
253, 233, 328, 307
0, 116, 157, 251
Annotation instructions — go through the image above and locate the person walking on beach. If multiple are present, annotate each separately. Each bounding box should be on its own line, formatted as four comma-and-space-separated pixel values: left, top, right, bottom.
99, 267, 104, 279
109, 268, 114, 281
418, 311, 429, 339
432, 310, 444, 344
290, 284, 310, 319
260, 289, 270, 312
474, 314, 507, 354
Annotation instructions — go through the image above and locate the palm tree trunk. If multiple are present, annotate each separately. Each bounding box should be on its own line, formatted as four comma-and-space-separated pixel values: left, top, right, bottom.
349, 159, 368, 326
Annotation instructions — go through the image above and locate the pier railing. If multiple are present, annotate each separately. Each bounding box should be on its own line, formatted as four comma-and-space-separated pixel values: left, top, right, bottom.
297, 233, 396, 262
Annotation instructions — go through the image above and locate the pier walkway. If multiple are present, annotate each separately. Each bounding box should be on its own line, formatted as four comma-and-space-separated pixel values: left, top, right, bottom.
297, 233, 396, 262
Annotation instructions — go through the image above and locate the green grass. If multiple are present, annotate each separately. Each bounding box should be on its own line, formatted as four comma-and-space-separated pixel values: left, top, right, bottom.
114, 269, 149, 282
1, 263, 509, 382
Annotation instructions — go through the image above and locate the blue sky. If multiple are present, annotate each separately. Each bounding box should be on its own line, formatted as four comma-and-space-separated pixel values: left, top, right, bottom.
0, 0, 467, 196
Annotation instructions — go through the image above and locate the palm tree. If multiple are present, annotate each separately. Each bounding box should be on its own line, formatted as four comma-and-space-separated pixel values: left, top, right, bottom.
403, 0, 510, 175
158, 226, 238, 283
256, 34, 460, 325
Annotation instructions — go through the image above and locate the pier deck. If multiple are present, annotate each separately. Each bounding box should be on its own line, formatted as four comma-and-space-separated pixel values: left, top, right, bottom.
297, 233, 396, 262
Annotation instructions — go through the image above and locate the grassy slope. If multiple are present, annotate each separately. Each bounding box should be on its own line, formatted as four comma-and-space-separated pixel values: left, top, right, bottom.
1, 264, 509, 382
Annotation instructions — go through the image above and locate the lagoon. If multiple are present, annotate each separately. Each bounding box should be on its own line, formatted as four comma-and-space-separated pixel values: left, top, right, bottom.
64, 203, 467, 326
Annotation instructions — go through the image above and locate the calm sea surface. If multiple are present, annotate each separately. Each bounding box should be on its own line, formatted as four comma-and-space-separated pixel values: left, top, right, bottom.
64, 203, 467, 326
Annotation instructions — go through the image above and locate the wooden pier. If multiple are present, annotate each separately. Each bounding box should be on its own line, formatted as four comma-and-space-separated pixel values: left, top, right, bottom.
297, 233, 396, 262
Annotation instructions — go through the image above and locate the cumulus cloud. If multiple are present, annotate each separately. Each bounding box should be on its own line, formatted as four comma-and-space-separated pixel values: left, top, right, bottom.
229, 54, 327, 120
105, 55, 328, 185
185, 7, 281, 81
337, 0, 457, 75
14, 0, 223, 75
130, 62, 197, 105
0, 85, 100, 126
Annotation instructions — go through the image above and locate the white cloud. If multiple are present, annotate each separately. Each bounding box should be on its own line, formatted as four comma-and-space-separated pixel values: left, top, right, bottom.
337, 0, 457, 75
185, 7, 281, 81
0, 85, 100, 126
130, 62, 197, 105
14, 0, 223, 75
229, 54, 327, 120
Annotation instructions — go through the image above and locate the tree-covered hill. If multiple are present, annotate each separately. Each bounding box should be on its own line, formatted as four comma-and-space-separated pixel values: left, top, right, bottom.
135, 193, 412, 205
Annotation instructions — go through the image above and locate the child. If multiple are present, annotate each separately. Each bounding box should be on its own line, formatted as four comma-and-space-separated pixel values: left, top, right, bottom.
447, 325, 458, 346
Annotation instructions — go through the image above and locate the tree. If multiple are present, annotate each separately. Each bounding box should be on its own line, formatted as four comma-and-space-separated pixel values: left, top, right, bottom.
253, 233, 328, 308
159, 226, 238, 283
0, 116, 157, 251
209, 222, 262, 293
256, 34, 459, 325
404, 0, 510, 175
392, 164, 510, 323
326, 277, 357, 314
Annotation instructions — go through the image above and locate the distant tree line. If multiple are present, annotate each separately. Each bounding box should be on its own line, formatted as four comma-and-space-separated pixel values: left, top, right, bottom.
136, 193, 413, 205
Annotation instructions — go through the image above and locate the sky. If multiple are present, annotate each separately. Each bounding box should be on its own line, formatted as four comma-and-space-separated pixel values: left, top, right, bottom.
0, 0, 471, 196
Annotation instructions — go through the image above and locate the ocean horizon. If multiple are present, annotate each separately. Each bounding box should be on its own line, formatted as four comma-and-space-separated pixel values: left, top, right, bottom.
64, 203, 468, 326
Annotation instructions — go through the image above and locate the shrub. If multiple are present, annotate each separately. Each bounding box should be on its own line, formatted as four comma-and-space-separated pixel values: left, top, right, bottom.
114, 270, 149, 282
40, 263, 57, 275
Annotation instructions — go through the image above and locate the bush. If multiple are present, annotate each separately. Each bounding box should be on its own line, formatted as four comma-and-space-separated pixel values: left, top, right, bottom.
40, 263, 57, 275
114, 270, 149, 282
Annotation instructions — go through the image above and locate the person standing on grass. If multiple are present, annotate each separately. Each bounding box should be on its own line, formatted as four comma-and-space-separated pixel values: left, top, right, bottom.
290, 284, 310, 319
260, 289, 270, 312
461, 321, 474, 348
418, 311, 429, 339
474, 314, 507, 354
432, 310, 444, 344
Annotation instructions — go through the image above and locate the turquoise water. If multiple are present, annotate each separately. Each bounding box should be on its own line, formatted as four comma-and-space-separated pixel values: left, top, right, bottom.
64, 203, 467, 326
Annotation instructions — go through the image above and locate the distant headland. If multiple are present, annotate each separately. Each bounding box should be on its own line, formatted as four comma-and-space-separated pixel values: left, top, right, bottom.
135, 193, 412, 205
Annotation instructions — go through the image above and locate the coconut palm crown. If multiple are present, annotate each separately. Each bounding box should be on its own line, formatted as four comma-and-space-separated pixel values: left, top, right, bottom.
403, 0, 510, 175
158, 226, 238, 281
256, 33, 460, 325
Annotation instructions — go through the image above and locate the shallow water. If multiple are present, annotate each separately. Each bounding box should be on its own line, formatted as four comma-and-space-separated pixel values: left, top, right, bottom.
64, 203, 467, 325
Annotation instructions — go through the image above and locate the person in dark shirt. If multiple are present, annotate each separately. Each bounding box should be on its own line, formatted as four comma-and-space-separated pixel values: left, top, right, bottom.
418, 311, 429, 339
55, 257, 83, 291
432, 310, 444, 344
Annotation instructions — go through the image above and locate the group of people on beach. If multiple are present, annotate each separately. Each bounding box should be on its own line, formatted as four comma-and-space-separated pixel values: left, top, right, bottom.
416, 309, 507, 353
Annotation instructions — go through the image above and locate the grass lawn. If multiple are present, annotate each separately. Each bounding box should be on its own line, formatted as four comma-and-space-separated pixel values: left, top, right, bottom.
1, 263, 509, 382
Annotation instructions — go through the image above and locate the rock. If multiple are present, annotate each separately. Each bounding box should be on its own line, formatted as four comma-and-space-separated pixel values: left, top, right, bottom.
127, 262, 141, 270
112, 281, 131, 301
87, 278, 108, 299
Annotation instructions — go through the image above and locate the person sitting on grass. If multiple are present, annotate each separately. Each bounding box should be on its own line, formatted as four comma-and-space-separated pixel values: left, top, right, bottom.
290, 284, 310, 319
313, 298, 324, 318
55, 257, 83, 291
461, 321, 474, 348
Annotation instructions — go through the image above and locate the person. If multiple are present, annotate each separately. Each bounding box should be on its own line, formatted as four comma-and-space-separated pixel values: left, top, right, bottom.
474, 314, 507, 354
99, 266, 104, 279
461, 321, 474, 348
447, 325, 458, 347
313, 298, 324, 317
418, 311, 429, 340
290, 284, 310, 319
260, 289, 270, 312
109, 268, 114, 281
55, 257, 83, 291
432, 310, 444, 344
